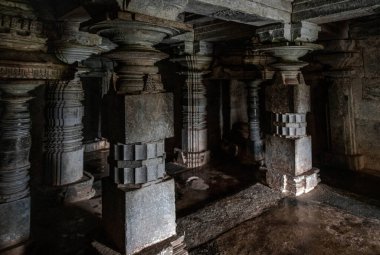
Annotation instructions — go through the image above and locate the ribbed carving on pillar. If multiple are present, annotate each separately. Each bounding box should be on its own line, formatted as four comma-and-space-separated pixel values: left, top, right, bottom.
173, 54, 212, 168
247, 80, 264, 163
0, 84, 38, 203
45, 72, 84, 186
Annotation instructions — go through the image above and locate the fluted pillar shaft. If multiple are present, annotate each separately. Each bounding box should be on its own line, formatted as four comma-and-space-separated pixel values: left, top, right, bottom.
174, 55, 212, 168
45, 72, 84, 185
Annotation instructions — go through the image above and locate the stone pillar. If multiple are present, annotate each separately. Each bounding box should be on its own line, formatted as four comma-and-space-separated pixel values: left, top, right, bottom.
257, 22, 322, 196
90, 10, 190, 254
317, 52, 364, 170
0, 0, 67, 252
246, 80, 264, 163
0, 82, 39, 251
244, 47, 275, 164
173, 42, 213, 168
325, 70, 364, 170
44, 12, 104, 202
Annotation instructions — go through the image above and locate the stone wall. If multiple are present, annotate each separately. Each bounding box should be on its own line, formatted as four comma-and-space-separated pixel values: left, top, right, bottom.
353, 36, 380, 171
306, 17, 380, 173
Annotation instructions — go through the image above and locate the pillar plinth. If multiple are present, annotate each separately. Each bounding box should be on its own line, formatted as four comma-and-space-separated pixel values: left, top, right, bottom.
260, 43, 322, 196
172, 54, 212, 168
90, 12, 189, 254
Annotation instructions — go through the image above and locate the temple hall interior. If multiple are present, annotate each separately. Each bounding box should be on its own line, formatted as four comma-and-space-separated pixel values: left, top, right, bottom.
0, 0, 379, 254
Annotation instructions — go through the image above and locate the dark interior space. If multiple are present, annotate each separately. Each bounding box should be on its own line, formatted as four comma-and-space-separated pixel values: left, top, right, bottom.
0, 1, 379, 255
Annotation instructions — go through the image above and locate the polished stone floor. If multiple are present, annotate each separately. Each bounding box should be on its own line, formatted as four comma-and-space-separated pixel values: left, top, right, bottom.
27, 160, 380, 255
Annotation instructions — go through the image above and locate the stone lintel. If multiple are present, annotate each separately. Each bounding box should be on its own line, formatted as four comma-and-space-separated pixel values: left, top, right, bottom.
292, 0, 380, 24
257, 21, 321, 43
115, 11, 192, 32
115, 0, 188, 21
185, 0, 292, 25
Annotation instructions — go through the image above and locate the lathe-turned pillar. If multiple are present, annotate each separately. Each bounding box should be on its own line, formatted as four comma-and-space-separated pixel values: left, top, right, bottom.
0, 0, 67, 252
257, 22, 322, 196
173, 41, 213, 168
90, 8, 190, 254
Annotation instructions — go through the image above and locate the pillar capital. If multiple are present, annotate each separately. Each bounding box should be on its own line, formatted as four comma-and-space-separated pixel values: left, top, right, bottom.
256, 21, 321, 44
90, 12, 191, 94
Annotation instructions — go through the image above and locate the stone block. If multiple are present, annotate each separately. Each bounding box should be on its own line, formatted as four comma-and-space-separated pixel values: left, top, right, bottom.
124, 93, 174, 144
102, 178, 176, 255
265, 135, 312, 176
0, 196, 30, 250
266, 167, 320, 196
118, 0, 188, 21
265, 81, 310, 113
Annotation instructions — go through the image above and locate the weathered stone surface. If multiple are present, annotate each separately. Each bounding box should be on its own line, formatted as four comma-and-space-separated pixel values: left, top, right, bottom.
124, 93, 174, 144
103, 178, 176, 255
190, 197, 380, 255
266, 167, 320, 196
362, 78, 380, 101
0, 196, 30, 249
265, 135, 312, 176
292, 0, 380, 24
117, 0, 188, 21
265, 79, 310, 113
185, 0, 291, 25
257, 22, 321, 43
177, 183, 283, 249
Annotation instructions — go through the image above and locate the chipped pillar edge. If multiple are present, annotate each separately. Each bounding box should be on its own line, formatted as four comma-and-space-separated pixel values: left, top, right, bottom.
256, 21, 323, 196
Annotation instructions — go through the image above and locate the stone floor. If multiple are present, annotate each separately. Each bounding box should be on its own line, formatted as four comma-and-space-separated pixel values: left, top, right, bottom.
26, 160, 380, 255
190, 185, 380, 255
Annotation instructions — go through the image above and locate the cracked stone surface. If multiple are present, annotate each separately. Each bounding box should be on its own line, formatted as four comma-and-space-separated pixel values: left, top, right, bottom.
177, 183, 284, 249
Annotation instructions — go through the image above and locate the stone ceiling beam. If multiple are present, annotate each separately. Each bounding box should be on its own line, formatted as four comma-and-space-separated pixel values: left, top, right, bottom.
292, 0, 380, 24
186, 0, 292, 26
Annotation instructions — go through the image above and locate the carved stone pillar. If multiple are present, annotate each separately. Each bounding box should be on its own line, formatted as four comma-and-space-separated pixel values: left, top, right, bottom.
43, 12, 104, 202
0, 0, 67, 252
318, 52, 364, 170
90, 10, 190, 255
326, 70, 364, 170
172, 42, 213, 168
244, 49, 275, 164
257, 22, 322, 196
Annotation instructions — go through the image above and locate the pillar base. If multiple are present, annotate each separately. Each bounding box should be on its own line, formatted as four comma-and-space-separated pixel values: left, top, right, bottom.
0, 196, 30, 251
266, 167, 320, 196
175, 149, 210, 168
102, 177, 176, 255
38, 172, 95, 204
